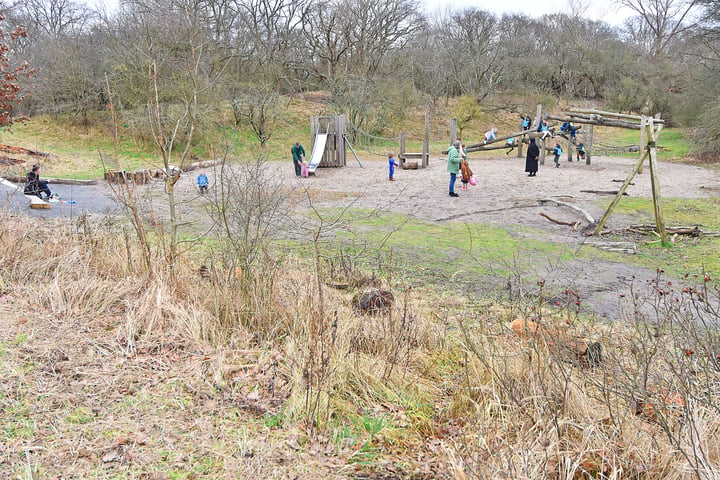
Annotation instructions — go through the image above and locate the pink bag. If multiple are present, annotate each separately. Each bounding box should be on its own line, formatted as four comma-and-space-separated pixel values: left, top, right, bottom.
469, 175, 477, 186
301, 162, 309, 177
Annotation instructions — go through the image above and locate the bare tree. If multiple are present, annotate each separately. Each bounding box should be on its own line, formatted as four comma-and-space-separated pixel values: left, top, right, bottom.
10, 0, 95, 38
617, 0, 708, 55
441, 8, 504, 100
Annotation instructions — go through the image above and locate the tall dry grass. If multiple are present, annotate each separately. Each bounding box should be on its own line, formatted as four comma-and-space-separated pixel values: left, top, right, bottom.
2, 211, 720, 479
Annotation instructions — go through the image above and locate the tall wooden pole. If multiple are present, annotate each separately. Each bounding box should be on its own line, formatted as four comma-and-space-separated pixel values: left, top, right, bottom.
638, 119, 646, 174
337, 115, 346, 166
536, 105, 545, 165
646, 117, 668, 245
423, 112, 430, 167
450, 118, 457, 146
586, 123, 593, 165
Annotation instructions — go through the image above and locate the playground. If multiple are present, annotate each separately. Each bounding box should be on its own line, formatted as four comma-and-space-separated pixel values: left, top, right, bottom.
3, 107, 720, 319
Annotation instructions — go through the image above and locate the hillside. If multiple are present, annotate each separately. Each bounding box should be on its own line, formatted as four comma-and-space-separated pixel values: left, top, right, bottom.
1, 101, 720, 478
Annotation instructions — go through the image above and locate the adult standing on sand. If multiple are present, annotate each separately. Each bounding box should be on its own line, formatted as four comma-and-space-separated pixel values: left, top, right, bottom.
447, 140, 462, 197
291, 142, 305, 178
525, 138, 540, 177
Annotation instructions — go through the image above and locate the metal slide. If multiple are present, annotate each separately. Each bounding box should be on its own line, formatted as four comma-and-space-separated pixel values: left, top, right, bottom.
307, 133, 328, 173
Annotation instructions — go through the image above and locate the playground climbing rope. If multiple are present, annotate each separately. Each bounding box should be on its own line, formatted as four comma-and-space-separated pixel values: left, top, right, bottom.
347, 124, 400, 157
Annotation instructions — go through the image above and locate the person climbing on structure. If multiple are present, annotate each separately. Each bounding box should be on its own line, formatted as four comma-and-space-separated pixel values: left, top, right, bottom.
482, 128, 498, 145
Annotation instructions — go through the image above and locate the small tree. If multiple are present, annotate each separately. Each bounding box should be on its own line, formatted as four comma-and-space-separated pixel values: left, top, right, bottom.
451, 94, 483, 139
0, 3, 35, 129
232, 87, 286, 147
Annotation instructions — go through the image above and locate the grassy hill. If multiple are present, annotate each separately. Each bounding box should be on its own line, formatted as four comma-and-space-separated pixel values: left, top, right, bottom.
2, 95, 694, 181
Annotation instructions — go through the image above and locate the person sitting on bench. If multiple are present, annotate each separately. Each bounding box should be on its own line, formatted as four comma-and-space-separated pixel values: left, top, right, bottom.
24, 164, 52, 199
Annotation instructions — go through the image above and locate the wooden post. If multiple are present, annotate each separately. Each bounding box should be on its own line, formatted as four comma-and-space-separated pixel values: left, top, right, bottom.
646, 117, 668, 245
399, 132, 407, 167
586, 123, 594, 165
336, 115, 346, 167
638, 119, 646, 174
567, 138, 573, 162
450, 118, 457, 146
423, 112, 430, 168
535, 104, 542, 130
310, 116, 318, 160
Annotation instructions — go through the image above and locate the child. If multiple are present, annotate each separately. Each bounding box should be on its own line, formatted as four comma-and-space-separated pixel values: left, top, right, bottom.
521, 116, 532, 131
576, 142, 586, 162
388, 153, 399, 181
505, 137, 516, 155
196, 169, 209, 194
552, 143, 563, 168
301, 160, 309, 177
460, 156, 473, 190
482, 128, 497, 145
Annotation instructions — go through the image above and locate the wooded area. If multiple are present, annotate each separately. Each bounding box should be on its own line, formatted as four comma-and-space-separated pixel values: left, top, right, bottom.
2, 0, 720, 152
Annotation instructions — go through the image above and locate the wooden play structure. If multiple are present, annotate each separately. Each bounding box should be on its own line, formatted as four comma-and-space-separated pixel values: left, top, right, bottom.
398, 112, 430, 169
446, 105, 669, 243
310, 115, 347, 169
589, 111, 667, 243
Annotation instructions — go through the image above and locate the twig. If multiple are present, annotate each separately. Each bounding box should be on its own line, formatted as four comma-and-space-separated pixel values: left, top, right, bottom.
539, 212, 579, 228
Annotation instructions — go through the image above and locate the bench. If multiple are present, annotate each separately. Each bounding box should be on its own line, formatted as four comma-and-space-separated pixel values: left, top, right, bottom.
25, 194, 50, 209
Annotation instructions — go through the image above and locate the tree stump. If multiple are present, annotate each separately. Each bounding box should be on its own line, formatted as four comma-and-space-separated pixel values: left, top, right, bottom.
352, 289, 394, 315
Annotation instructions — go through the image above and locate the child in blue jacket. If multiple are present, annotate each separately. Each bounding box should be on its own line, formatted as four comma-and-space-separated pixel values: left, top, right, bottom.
388, 153, 399, 181
552, 143, 563, 168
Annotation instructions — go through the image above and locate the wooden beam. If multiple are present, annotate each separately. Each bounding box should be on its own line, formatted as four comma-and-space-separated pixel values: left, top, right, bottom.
593, 151, 647, 235
568, 108, 665, 123
552, 113, 644, 130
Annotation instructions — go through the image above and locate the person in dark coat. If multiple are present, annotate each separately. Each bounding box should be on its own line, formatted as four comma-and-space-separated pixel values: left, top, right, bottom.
525, 138, 539, 177
24, 164, 53, 198
291, 142, 305, 178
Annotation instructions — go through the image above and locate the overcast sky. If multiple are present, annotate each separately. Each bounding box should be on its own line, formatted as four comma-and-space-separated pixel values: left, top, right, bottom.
422, 0, 634, 25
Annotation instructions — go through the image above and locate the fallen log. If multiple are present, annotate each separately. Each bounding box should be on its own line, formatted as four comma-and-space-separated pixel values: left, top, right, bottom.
584, 240, 636, 254
627, 225, 720, 236
612, 179, 635, 184
538, 198, 595, 224
540, 212, 579, 228
0, 143, 51, 157
182, 158, 224, 172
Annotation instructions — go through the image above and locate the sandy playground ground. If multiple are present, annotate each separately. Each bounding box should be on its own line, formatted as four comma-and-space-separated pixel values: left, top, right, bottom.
5, 152, 720, 318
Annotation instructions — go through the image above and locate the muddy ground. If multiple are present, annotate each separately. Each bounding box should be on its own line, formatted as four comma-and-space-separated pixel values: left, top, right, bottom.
4, 153, 719, 319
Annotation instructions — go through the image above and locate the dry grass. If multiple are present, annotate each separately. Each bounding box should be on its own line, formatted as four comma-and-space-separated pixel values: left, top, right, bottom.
0, 214, 719, 479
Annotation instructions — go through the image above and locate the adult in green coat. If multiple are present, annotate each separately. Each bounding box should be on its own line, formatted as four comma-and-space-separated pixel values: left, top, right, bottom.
291, 142, 306, 177
446, 140, 462, 197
